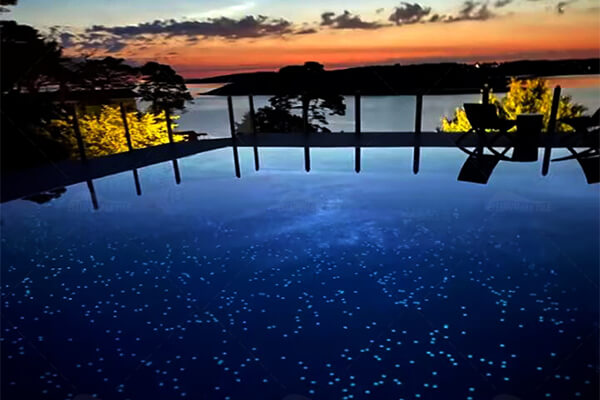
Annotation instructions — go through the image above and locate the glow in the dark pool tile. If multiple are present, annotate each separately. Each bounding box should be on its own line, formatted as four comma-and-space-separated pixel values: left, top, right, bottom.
2, 210, 599, 399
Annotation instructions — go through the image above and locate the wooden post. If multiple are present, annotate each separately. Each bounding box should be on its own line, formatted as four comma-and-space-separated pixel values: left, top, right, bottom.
482, 84, 490, 105
227, 96, 241, 178
302, 95, 310, 172
166, 107, 180, 184
133, 168, 142, 196
86, 179, 98, 210
542, 86, 561, 176
249, 95, 260, 171
165, 108, 174, 144
355, 93, 361, 173
172, 159, 181, 184
120, 103, 142, 195
413, 93, 423, 174
71, 106, 87, 162
120, 102, 134, 151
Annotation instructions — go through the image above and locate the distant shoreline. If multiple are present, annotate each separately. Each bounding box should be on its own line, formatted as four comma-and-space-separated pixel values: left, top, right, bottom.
186, 58, 600, 96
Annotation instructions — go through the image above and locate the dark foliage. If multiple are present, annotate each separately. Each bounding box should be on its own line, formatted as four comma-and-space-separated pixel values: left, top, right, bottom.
237, 62, 346, 133
73, 56, 138, 91
1, 21, 192, 172
0, 20, 62, 94
138, 62, 193, 113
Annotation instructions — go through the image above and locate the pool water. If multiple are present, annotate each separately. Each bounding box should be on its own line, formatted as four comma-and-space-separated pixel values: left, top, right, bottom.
1, 148, 599, 400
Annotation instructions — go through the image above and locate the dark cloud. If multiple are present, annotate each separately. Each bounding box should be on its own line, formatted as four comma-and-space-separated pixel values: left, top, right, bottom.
388, 3, 432, 25
296, 28, 318, 35
51, 15, 317, 54
50, 27, 128, 53
0, 0, 15, 11
81, 35, 128, 52
444, 1, 495, 22
494, 0, 512, 7
58, 32, 76, 47
87, 15, 296, 40
320, 10, 385, 29
557, 0, 576, 14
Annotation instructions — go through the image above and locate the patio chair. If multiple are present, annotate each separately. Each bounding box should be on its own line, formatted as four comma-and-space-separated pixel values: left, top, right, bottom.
552, 148, 599, 184
457, 152, 502, 184
464, 103, 516, 133
551, 108, 600, 184
560, 108, 600, 133
465, 103, 545, 162
455, 103, 515, 184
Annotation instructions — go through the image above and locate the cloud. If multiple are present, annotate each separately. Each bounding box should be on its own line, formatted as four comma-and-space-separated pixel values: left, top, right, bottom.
53, 14, 319, 54
0, 0, 16, 12
87, 15, 297, 40
388, 3, 432, 25
50, 27, 129, 53
557, 0, 577, 14
53, 2, 513, 55
386, 1, 498, 26
320, 10, 385, 29
444, 1, 495, 22
296, 27, 318, 35
494, 0, 512, 7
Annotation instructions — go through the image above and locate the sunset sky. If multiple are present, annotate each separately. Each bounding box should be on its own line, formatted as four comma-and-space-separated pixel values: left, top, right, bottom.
3, 0, 600, 77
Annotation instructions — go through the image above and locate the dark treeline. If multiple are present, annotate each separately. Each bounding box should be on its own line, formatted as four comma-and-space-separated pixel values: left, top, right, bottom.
1, 20, 191, 172
191, 58, 600, 96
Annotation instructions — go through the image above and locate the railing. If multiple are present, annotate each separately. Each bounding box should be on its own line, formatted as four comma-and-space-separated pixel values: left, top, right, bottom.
7, 84, 596, 210
223, 85, 566, 178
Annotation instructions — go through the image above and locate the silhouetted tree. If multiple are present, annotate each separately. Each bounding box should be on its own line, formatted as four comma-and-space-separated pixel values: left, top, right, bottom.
0, 21, 194, 170
74, 56, 138, 91
137, 62, 192, 113
0, 21, 73, 171
0, 20, 62, 94
237, 62, 346, 133
23, 187, 66, 204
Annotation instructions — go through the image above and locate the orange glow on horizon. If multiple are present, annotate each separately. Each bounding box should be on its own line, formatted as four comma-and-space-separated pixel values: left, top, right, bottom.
65, 12, 600, 78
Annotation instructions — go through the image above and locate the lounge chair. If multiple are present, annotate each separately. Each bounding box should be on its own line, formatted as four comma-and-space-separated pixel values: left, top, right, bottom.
173, 130, 208, 141
457, 152, 502, 184
552, 148, 599, 184
463, 103, 516, 133
560, 108, 600, 133
455, 104, 515, 184
465, 103, 544, 162
552, 108, 600, 184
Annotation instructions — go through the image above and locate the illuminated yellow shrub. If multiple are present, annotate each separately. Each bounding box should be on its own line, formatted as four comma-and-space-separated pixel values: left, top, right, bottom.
52, 105, 182, 159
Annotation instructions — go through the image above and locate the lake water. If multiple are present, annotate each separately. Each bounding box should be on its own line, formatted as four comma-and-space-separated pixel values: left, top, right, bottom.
1, 77, 599, 400
177, 75, 600, 138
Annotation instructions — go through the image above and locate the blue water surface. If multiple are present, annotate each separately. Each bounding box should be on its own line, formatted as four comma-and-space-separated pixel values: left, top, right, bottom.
1, 148, 599, 400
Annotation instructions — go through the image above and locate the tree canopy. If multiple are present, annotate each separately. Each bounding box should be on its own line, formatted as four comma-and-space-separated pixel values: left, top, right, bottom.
1, 21, 192, 170
138, 61, 193, 113
0, 20, 62, 94
236, 62, 346, 133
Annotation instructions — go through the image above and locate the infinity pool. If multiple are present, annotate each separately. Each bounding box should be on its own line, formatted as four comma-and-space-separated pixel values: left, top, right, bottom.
2, 148, 599, 400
